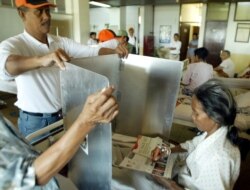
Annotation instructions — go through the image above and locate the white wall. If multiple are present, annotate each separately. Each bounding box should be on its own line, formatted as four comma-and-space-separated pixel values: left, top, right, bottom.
225, 3, 250, 54
89, 7, 120, 34
0, 7, 23, 41
72, 0, 89, 43
154, 5, 180, 48
125, 6, 139, 37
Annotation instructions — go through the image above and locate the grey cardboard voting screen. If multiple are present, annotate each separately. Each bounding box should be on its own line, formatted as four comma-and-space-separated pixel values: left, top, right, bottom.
71, 54, 183, 139
60, 63, 111, 190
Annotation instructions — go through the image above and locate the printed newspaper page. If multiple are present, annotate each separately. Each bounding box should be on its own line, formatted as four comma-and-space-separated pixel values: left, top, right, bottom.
119, 135, 177, 179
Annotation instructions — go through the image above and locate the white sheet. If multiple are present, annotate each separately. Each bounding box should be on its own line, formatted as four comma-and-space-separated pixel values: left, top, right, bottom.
0, 79, 17, 94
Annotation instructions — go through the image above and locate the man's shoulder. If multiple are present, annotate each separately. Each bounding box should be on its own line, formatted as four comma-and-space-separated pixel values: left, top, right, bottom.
1, 33, 25, 43
48, 33, 75, 44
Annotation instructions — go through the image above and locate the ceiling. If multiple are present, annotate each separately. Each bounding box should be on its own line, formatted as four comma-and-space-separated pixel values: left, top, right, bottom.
90, 0, 250, 7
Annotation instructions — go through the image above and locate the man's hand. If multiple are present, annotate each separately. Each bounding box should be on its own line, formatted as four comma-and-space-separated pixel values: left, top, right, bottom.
40, 48, 70, 70
115, 44, 128, 58
76, 86, 119, 129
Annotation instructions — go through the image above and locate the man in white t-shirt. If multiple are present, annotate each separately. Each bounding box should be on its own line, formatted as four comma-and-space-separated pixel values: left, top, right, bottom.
169, 33, 182, 61
128, 27, 138, 54
0, 0, 128, 138
214, 50, 235, 78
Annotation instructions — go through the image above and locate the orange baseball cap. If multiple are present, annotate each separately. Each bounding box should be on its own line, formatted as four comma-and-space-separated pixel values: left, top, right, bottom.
15, 0, 56, 9
98, 29, 116, 42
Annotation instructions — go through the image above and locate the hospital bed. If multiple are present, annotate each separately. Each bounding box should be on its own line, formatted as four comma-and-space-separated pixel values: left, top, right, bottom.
173, 77, 250, 140
0, 79, 17, 107
0, 79, 17, 94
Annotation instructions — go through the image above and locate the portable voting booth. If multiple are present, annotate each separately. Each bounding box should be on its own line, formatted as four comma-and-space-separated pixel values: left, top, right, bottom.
60, 54, 183, 189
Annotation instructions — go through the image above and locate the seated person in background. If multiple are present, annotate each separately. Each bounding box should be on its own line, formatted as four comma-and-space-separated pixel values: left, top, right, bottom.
87, 32, 98, 46
186, 33, 198, 62
214, 50, 235, 78
0, 86, 118, 189
181, 47, 213, 96
152, 79, 241, 190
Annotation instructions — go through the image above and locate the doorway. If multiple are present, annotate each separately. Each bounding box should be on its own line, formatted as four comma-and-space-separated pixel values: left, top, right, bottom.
180, 23, 199, 61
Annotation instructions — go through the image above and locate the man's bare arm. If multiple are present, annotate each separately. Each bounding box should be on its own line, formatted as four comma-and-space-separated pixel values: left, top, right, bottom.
5, 48, 69, 76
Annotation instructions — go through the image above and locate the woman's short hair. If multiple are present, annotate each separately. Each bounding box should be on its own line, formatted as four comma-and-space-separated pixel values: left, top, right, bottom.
194, 47, 209, 61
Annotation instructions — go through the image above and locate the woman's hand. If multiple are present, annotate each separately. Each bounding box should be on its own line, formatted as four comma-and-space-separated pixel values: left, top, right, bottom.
151, 144, 171, 161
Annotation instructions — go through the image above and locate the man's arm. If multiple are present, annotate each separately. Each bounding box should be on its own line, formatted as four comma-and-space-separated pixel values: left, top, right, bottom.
98, 44, 128, 58
34, 86, 119, 185
5, 48, 69, 76
214, 66, 229, 77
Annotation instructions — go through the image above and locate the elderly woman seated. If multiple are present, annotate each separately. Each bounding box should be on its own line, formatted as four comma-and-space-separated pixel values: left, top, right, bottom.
152, 79, 241, 190
0, 86, 118, 189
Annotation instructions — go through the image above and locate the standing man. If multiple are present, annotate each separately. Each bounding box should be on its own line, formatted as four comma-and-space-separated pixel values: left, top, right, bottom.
128, 27, 138, 54
187, 33, 198, 62
0, 0, 127, 137
214, 50, 235, 78
169, 33, 182, 61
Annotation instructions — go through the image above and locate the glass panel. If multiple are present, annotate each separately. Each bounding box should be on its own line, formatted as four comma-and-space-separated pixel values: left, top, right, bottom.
0, 0, 14, 6
207, 3, 229, 21
180, 3, 203, 23
235, 2, 250, 21
55, 0, 66, 13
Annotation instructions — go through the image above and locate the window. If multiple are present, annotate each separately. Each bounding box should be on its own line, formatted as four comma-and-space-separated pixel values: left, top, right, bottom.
206, 3, 229, 21
235, 2, 250, 21
0, 0, 14, 6
235, 23, 250, 43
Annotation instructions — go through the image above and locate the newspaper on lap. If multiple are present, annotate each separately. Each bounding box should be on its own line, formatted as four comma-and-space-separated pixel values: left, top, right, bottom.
119, 135, 177, 179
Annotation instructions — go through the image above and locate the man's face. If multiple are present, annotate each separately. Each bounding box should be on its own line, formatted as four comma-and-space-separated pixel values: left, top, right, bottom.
220, 51, 228, 61
129, 29, 134, 36
22, 6, 51, 36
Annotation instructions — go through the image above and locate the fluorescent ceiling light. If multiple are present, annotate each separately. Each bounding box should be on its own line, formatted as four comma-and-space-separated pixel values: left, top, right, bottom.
89, 1, 111, 8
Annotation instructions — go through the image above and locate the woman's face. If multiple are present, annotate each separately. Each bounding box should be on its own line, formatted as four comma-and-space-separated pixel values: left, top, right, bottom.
191, 96, 219, 136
